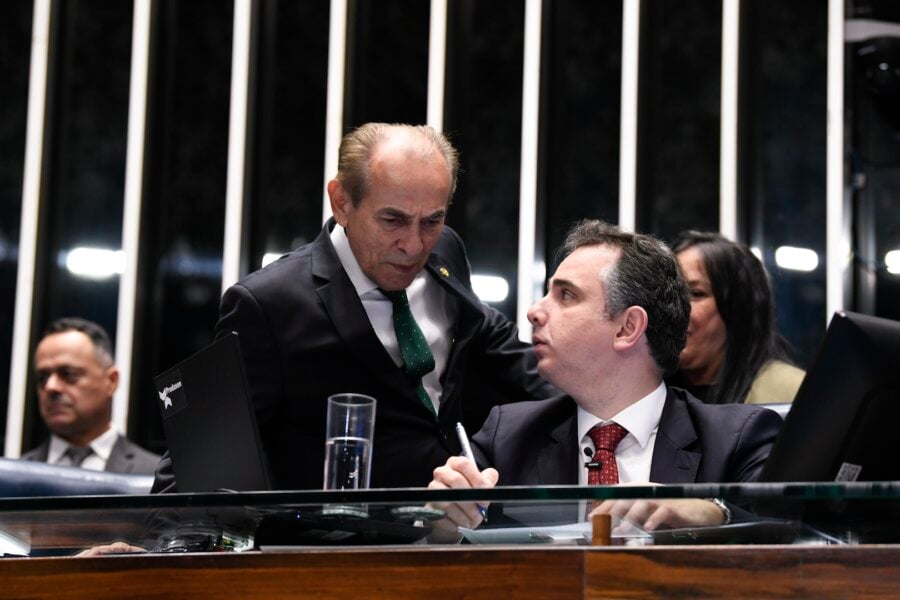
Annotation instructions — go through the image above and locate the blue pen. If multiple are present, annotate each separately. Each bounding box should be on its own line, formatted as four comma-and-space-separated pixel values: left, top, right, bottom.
455, 422, 489, 523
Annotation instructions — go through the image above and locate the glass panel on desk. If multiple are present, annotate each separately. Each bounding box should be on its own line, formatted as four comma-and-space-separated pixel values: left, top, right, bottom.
3, 483, 900, 556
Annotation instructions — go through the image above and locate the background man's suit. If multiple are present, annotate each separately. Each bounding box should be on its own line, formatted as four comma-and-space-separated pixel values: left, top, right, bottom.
471, 387, 782, 485
153, 220, 553, 491
22, 436, 161, 474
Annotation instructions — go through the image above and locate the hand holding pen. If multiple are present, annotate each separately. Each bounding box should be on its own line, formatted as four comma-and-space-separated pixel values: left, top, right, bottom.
455, 422, 489, 523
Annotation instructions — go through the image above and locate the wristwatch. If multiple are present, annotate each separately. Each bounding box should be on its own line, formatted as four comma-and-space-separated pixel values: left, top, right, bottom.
710, 498, 733, 525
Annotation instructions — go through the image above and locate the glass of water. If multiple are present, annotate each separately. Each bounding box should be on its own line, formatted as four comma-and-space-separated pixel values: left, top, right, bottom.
323, 393, 376, 491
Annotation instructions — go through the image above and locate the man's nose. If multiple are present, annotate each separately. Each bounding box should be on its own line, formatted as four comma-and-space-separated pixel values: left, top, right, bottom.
396, 225, 425, 256
41, 373, 64, 393
527, 297, 547, 325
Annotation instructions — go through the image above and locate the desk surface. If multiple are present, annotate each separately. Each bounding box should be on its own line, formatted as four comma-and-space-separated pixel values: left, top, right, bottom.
3, 482, 900, 555
4, 545, 900, 599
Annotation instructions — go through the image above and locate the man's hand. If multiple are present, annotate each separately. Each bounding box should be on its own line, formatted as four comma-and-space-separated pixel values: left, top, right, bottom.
427, 456, 499, 540
75, 542, 147, 557
589, 498, 727, 532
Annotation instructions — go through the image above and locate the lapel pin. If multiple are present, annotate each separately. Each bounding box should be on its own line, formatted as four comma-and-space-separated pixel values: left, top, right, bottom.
439, 267, 450, 278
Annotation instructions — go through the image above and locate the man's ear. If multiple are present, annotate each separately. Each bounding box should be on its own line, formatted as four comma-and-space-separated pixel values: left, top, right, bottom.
105, 365, 120, 397
613, 306, 649, 351
327, 179, 350, 226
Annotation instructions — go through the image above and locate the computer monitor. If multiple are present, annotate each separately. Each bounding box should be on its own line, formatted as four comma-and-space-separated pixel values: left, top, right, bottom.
760, 311, 900, 483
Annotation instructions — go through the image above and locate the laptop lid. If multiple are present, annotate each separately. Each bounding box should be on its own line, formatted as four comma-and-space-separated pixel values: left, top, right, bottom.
154, 332, 271, 492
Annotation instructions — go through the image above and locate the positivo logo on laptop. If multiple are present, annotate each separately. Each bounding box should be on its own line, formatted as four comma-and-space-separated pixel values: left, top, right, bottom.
157, 372, 188, 418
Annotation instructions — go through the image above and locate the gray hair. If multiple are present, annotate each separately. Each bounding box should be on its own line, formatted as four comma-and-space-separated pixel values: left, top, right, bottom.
335, 123, 460, 206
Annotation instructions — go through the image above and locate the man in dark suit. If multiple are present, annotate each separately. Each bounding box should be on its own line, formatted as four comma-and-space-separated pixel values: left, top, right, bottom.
152, 123, 554, 492
430, 220, 782, 532
23, 317, 160, 474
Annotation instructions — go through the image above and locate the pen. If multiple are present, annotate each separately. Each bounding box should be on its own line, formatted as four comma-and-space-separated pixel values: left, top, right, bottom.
455, 422, 489, 523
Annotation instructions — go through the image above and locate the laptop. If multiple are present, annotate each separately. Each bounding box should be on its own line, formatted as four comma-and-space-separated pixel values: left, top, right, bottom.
154, 332, 271, 492
153, 334, 434, 545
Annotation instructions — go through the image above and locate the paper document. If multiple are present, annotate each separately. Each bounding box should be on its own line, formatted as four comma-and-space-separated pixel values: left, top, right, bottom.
0, 529, 30, 557
459, 518, 650, 545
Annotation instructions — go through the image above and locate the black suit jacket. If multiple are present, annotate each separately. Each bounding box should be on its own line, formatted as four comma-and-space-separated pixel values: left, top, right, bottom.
22, 435, 161, 475
153, 221, 553, 491
471, 387, 782, 485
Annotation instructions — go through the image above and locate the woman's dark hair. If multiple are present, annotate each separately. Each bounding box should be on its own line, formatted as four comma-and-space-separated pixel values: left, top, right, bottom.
672, 231, 792, 404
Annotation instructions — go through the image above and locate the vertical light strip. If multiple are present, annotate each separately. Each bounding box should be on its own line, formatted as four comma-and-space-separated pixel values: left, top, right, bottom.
113, 0, 153, 435
426, 0, 448, 131
322, 0, 348, 222
618, 0, 640, 232
222, 0, 254, 293
719, 0, 740, 240
5, 0, 52, 457
516, 0, 543, 340
825, 0, 845, 321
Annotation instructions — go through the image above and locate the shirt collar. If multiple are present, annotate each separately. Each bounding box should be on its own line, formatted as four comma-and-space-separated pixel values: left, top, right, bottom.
47, 425, 118, 463
577, 381, 668, 448
330, 224, 379, 298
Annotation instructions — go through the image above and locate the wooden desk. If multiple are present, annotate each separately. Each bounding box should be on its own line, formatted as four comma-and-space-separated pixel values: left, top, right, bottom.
3, 545, 900, 598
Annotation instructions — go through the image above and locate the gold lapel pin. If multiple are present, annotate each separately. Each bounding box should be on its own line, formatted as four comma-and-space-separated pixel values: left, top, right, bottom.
439, 267, 450, 278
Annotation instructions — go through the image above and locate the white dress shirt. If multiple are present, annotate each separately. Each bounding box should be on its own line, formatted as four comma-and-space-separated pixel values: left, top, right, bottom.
576, 381, 668, 485
47, 426, 118, 471
330, 225, 456, 414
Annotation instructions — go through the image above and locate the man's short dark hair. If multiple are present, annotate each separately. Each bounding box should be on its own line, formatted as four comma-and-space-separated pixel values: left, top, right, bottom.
41, 317, 115, 366
560, 219, 690, 375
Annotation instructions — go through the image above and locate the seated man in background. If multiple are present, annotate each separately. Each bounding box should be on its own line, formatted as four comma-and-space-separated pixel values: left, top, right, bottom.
22, 317, 160, 474
430, 220, 783, 533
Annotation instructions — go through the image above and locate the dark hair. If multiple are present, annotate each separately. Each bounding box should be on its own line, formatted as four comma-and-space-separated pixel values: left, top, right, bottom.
41, 317, 115, 366
672, 231, 792, 404
560, 219, 691, 376
335, 123, 460, 206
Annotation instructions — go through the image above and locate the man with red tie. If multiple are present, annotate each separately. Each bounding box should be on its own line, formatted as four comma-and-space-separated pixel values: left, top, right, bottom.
429, 219, 782, 532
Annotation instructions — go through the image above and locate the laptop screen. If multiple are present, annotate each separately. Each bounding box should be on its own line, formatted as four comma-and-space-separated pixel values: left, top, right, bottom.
154, 332, 271, 492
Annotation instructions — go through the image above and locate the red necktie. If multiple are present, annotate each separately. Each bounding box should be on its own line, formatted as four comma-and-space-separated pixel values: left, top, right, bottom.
586, 423, 629, 485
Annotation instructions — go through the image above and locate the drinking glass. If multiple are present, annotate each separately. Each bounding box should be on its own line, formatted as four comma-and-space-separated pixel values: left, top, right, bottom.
323, 393, 376, 491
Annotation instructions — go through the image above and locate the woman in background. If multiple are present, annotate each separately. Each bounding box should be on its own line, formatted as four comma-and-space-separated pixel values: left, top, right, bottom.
669, 231, 805, 405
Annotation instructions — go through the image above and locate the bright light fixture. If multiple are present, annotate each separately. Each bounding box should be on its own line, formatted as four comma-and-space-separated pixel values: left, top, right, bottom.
886, 250, 900, 275
65, 247, 126, 280
262, 252, 283, 268
774, 246, 819, 272
472, 274, 509, 303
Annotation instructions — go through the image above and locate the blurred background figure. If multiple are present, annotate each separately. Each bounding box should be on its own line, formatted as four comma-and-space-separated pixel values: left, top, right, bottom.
668, 232, 805, 405
21, 317, 160, 473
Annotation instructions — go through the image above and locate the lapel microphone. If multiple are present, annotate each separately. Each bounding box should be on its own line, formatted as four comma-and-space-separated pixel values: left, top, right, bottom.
585, 447, 602, 470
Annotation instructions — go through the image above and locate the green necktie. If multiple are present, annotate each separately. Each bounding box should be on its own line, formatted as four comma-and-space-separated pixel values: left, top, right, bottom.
381, 289, 437, 417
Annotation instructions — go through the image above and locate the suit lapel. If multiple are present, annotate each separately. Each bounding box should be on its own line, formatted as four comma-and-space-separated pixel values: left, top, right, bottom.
25, 440, 50, 462
424, 256, 484, 406
537, 409, 579, 485
312, 223, 418, 399
649, 389, 701, 483
105, 436, 130, 473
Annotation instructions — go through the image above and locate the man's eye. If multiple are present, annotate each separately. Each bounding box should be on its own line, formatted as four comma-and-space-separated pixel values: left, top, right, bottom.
59, 368, 80, 383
